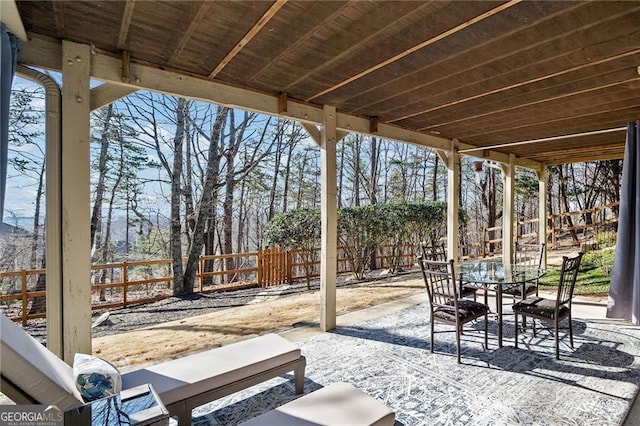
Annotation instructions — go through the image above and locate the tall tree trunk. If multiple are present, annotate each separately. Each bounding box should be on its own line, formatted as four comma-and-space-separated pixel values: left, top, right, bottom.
432, 154, 439, 201
268, 120, 284, 221
90, 104, 114, 250
282, 130, 296, 212
296, 149, 310, 209
558, 165, 579, 243
99, 130, 126, 301
184, 125, 196, 235
338, 142, 345, 208
183, 106, 229, 292
222, 111, 241, 281
171, 98, 188, 295
370, 137, 379, 205
368, 136, 379, 271
236, 175, 247, 253
481, 167, 498, 253
28, 161, 46, 314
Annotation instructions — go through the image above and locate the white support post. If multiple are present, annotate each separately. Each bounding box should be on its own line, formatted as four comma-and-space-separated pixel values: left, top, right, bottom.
320, 105, 338, 332
446, 140, 459, 261
502, 154, 516, 265
61, 41, 92, 363
537, 166, 549, 268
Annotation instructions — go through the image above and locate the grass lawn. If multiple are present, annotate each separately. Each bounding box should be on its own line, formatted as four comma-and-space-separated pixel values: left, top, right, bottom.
539, 247, 614, 297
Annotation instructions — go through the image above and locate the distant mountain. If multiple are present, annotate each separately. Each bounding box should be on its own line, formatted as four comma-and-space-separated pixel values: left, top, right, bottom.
1, 222, 30, 236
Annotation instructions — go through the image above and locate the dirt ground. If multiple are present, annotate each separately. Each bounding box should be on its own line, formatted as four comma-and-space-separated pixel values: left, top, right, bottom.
93, 274, 425, 370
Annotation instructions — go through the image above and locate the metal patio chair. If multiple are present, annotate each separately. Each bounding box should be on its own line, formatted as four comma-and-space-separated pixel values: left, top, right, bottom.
513, 252, 583, 359
418, 258, 490, 363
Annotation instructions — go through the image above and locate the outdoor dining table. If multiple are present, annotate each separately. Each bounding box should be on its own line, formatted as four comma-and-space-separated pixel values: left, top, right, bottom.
456, 261, 545, 348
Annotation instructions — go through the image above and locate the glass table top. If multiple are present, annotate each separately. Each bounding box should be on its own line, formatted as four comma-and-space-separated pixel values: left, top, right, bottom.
456, 261, 544, 285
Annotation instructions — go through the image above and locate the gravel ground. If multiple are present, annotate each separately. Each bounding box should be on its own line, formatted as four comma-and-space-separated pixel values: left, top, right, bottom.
23, 269, 422, 343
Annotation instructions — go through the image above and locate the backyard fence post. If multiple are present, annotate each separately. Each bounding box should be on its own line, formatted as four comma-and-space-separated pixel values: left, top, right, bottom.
198, 256, 204, 292
122, 262, 128, 308
256, 251, 263, 287
21, 269, 27, 325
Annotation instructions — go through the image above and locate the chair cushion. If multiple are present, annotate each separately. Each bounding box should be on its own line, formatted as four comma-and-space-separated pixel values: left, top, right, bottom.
434, 300, 489, 322
513, 297, 569, 319
121, 333, 301, 406
239, 382, 395, 426
503, 282, 537, 297
0, 313, 84, 411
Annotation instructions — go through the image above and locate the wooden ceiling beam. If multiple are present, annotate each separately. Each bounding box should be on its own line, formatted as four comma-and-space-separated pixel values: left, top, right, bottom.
51, 0, 65, 38
250, 2, 355, 85
391, 47, 640, 124
459, 103, 640, 142
19, 33, 543, 171
353, 2, 637, 116
169, 1, 211, 63
305, 0, 521, 102
534, 148, 625, 165
208, 0, 287, 79
278, 2, 430, 92
458, 127, 627, 154
423, 75, 640, 130
117, 0, 135, 49
90, 83, 137, 111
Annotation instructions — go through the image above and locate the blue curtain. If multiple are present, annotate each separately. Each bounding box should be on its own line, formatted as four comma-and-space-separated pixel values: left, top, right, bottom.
607, 121, 640, 324
1, 25, 21, 227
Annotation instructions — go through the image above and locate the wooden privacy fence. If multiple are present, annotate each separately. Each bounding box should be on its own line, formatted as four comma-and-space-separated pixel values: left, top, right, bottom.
257, 247, 291, 286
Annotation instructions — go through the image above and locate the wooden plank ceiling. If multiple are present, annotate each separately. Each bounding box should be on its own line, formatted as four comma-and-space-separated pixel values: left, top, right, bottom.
14, 0, 640, 165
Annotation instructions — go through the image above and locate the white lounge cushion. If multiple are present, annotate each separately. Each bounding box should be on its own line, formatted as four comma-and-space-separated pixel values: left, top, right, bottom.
121, 333, 301, 406
239, 382, 395, 426
0, 313, 84, 411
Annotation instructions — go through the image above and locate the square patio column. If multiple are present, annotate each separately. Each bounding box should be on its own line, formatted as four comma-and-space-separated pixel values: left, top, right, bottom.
320, 105, 338, 331
58, 40, 92, 362
537, 166, 548, 268
501, 154, 516, 265
445, 139, 459, 261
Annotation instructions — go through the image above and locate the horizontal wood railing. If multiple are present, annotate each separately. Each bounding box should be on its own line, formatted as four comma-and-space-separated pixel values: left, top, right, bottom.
462, 201, 619, 257
0, 244, 416, 324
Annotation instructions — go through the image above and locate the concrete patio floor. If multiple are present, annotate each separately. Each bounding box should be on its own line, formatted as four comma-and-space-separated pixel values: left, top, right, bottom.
280, 290, 640, 426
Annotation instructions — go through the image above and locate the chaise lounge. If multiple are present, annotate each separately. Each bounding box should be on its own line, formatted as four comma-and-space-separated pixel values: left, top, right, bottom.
1, 313, 396, 425
0, 313, 306, 424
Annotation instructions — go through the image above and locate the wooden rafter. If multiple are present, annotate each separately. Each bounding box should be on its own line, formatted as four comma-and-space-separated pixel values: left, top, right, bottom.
208, 0, 287, 79
349, 2, 588, 113
462, 104, 639, 142
424, 76, 640, 131
305, 0, 521, 102
458, 127, 628, 154
393, 48, 640, 124
279, 2, 432, 92
248, 2, 354, 85
51, 0, 65, 38
117, 0, 135, 49
169, 2, 211, 63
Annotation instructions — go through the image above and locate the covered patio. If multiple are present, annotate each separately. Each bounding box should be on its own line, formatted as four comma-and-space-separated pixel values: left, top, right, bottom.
2, 1, 640, 423
204, 291, 638, 425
